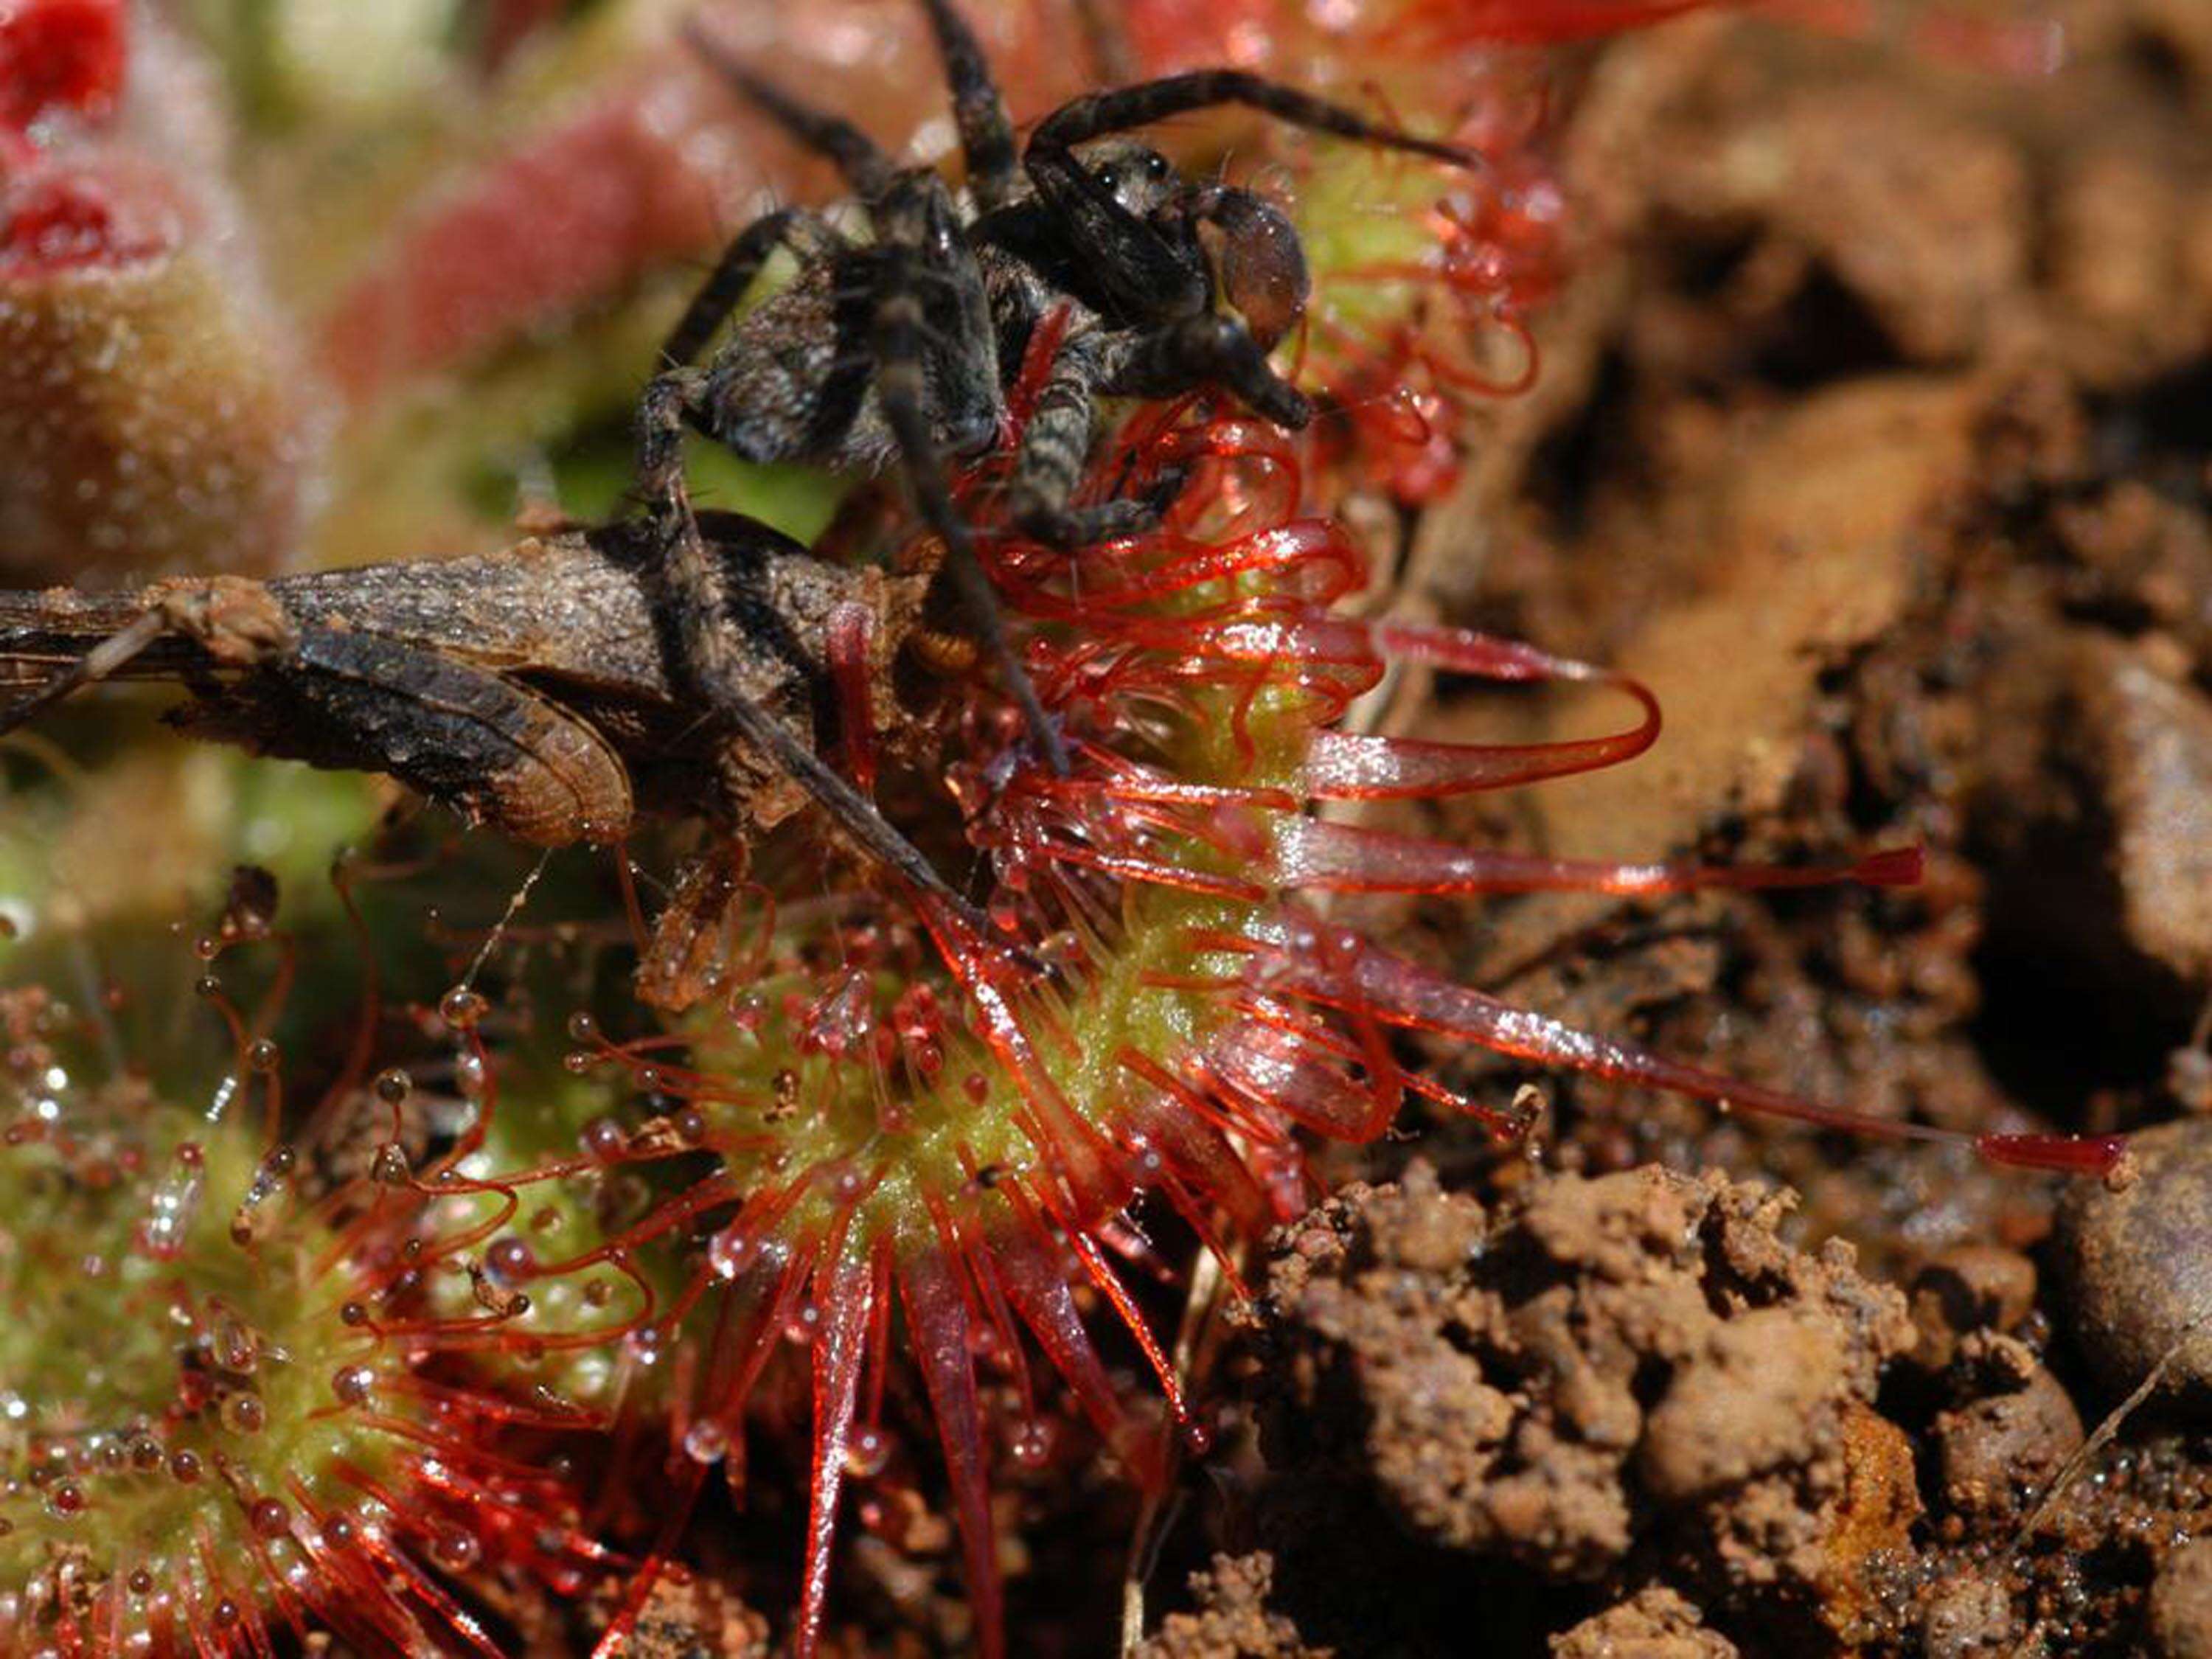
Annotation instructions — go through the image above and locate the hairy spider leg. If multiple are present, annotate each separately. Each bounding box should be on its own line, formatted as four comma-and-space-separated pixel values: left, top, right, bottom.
1004, 324, 1186, 546
917, 0, 1020, 212
1105, 311, 1312, 424
1031, 69, 1481, 170
994, 236, 1296, 545
635, 376, 998, 936
660, 206, 845, 373
911, 0, 1172, 547
678, 25, 1070, 776
634, 86, 1021, 923
681, 18, 897, 203
863, 173, 1070, 775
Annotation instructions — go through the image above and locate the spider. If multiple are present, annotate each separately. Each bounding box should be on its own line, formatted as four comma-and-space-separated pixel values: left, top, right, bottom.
636, 0, 1481, 784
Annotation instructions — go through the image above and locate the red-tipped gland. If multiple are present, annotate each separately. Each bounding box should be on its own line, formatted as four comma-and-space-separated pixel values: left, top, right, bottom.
0, 170, 168, 275
1975, 1132, 2129, 1176
0, 0, 127, 133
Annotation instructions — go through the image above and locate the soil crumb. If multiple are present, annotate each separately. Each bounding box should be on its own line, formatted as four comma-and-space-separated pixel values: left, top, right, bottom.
1551, 1587, 1739, 1659
1248, 1162, 1914, 1651
1134, 1554, 1332, 1659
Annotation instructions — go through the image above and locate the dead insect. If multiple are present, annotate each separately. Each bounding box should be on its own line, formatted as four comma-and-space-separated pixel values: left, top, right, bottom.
0, 512, 989, 931
639, 0, 1480, 771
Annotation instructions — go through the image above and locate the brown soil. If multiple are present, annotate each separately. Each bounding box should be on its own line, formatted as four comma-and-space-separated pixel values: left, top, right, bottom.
1233, 1162, 1914, 1653
1122, 4, 2212, 1655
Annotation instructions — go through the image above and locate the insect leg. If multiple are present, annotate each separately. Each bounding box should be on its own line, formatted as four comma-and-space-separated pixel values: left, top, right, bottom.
681, 19, 897, 202
0, 577, 296, 737
916, 0, 1019, 212
869, 183, 1069, 774
660, 206, 844, 370
181, 627, 639, 847
0, 608, 171, 736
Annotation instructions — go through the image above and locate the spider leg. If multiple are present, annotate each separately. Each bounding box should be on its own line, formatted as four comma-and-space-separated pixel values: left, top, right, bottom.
635, 379, 998, 935
660, 206, 843, 370
1032, 69, 1479, 169
869, 179, 1069, 774
1006, 324, 1177, 548
1107, 311, 1312, 428
1010, 312, 1300, 548
639, 199, 848, 595
681, 19, 897, 202
917, 0, 1019, 213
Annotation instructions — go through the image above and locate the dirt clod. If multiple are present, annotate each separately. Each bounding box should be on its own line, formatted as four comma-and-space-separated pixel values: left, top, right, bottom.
2067, 641, 2212, 988
1908, 1245, 2039, 1372
1134, 1555, 1330, 1659
1916, 1570, 2016, 1659
1255, 1161, 1912, 1632
2054, 1116, 2212, 1401
2153, 1539, 2212, 1659
1549, 1587, 1737, 1659
1932, 1366, 2085, 1520
584, 1573, 768, 1659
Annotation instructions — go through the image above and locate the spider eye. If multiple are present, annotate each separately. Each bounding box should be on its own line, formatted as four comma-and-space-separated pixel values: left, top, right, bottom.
1144, 152, 1170, 181
1094, 165, 1120, 192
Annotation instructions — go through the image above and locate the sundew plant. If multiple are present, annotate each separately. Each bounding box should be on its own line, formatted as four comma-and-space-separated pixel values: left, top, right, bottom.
0, 1, 2119, 1655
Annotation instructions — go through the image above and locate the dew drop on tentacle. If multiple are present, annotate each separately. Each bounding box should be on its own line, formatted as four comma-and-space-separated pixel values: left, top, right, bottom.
681, 1418, 731, 1465
842, 1425, 892, 1479
487, 1236, 537, 1283
439, 987, 488, 1031
580, 1115, 626, 1165
133, 1142, 206, 1262
1007, 1421, 1053, 1469
429, 1526, 481, 1572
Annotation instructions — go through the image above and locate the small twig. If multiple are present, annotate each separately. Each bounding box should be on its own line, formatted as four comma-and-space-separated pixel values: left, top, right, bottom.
1120, 1243, 1225, 1656
2014, 1312, 2208, 1544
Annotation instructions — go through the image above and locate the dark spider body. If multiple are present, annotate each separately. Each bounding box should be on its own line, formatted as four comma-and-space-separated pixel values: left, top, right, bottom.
657, 132, 1310, 538
966, 138, 1316, 543
639, 0, 1478, 773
